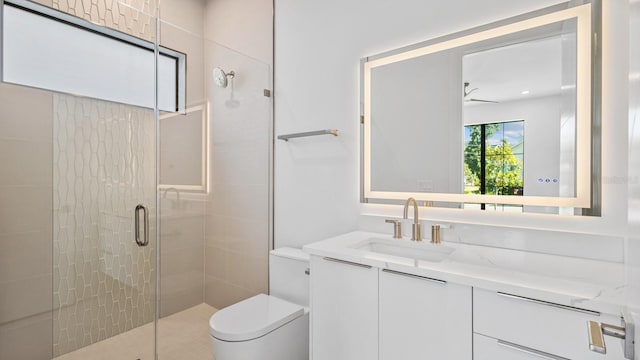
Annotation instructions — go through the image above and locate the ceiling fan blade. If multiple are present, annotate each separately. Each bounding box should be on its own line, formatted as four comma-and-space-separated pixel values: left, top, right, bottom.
466, 98, 499, 103
463, 82, 498, 103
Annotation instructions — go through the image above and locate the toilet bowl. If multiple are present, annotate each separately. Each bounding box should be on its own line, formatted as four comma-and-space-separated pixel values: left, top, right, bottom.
209, 247, 310, 360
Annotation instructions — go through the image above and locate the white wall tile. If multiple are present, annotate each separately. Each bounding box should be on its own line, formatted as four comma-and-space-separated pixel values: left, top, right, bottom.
226, 218, 269, 258
0, 311, 53, 360
0, 232, 52, 284
203, 0, 272, 65
0, 274, 52, 324
226, 251, 268, 293
0, 140, 52, 187
160, 0, 204, 38
204, 277, 256, 310
205, 214, 228, 248
203, 17, 272, 308
0, 83, 53, 142
205, 245, 228, 279
0, 186, 52, 235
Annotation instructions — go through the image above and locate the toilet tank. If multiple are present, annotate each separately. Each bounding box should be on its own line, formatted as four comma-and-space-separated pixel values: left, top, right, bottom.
269, 247, 310, 307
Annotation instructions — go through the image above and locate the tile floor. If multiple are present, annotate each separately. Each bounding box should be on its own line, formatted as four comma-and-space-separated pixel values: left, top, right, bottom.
54, 303, 217, 360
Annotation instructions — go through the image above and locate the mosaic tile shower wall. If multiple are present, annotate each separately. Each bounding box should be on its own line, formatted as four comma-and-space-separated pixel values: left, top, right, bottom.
52, 94, 156, 356
32, 0, 156, 42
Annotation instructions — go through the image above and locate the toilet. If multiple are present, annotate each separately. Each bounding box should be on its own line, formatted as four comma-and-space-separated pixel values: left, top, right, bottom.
209, 247, 310, 360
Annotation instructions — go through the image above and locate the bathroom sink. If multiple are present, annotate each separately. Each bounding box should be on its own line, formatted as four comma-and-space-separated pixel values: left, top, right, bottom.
351, 238, 455, 263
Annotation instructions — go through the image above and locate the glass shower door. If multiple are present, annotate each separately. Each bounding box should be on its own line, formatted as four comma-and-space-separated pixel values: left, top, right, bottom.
51, 94, 157, 359
0, 0, 160, 358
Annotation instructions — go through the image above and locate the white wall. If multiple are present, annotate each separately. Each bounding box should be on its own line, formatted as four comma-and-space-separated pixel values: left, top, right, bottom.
370, 50, 462, 194
274, 0, 630, 260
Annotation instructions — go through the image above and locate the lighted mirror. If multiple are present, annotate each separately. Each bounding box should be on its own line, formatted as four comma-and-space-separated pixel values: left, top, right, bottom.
361, 3, 598, 214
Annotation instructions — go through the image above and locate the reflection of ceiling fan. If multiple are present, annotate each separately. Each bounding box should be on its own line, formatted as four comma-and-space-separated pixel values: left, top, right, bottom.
464, 82, 499, 103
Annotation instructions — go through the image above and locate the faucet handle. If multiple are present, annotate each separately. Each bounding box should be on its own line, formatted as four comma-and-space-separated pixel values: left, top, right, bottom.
431, 224, 441, 244
385, 219, 403, 239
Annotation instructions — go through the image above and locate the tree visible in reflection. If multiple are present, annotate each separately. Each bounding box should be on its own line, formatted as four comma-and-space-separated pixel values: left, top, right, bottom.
464, 124, 523, 196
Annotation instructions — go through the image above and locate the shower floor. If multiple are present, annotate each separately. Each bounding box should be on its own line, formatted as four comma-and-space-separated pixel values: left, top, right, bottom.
54, 303, 217, 360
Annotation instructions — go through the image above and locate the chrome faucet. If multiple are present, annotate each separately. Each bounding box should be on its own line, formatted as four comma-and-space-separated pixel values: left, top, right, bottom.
403, 197, 421, 241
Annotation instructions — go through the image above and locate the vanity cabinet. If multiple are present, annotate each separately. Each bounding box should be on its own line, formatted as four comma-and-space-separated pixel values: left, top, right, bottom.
379, 269, 472, 360
309, 252, 627, 360
309, 255, 378, 360
473, 288, 626, 360
309, 255, 472, 360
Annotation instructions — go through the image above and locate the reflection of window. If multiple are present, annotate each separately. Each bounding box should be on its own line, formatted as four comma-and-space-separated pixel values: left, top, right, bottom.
464, 120, 524, 210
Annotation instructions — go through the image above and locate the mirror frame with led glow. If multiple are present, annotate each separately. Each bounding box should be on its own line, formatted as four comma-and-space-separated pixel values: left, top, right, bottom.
360, 2, 600, 212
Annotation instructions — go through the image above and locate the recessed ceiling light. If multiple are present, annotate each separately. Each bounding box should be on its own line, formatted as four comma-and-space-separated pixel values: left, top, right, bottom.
521, 90, 530, 95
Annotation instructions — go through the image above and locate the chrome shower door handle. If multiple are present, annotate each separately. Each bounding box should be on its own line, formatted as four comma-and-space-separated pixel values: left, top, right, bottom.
134, 204, 149, 247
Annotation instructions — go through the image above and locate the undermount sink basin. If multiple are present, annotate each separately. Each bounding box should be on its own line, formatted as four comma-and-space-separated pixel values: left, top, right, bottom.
351, 238, 455, 263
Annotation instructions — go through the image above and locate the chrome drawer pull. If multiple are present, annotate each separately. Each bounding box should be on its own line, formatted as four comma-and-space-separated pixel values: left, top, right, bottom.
381, 269, 446, 285
322, 257, 372, 269
497, 340, 569, 360
497, 292, 600, 316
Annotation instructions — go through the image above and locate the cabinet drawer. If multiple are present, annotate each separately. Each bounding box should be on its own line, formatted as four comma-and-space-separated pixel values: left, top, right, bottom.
473, 288, 625, 359
474, 333, 570, 360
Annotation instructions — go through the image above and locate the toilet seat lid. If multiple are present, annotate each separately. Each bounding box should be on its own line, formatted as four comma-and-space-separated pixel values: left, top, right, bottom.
209, 294, 304, 342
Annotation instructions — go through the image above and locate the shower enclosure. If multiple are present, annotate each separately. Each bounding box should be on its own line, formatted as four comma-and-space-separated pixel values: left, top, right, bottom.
0, 0, 161, 358
0, 0, 273, 359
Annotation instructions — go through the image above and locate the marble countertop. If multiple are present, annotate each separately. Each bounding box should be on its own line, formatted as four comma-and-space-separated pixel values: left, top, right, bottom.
303, 231, 628, 315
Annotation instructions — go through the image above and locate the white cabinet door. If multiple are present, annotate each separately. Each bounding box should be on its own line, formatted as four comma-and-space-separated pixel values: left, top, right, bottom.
310, 256, 378, 360
379, 269, 472, 360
